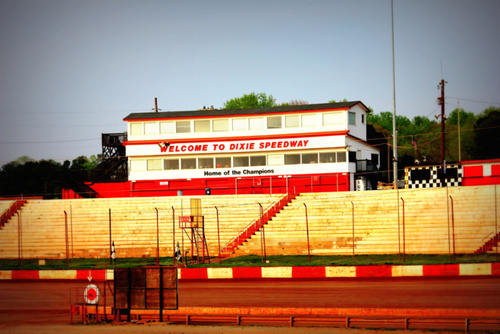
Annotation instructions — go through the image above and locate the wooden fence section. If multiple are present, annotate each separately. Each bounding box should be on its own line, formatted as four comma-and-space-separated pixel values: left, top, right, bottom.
234, 185, 499, 256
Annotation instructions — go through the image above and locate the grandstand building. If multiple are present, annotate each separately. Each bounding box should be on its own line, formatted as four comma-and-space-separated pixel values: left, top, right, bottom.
83, 101, 381, 198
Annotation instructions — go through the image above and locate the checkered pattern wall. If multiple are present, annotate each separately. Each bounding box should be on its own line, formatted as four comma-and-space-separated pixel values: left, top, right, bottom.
405, 164, 463, 189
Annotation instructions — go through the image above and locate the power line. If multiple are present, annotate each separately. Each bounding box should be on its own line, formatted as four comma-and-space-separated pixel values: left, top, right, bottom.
0, 108, 151, 115
447, 96, 500, 106
0, 138, 100, 144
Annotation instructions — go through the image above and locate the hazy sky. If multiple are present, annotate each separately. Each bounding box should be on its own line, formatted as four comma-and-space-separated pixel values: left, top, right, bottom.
1, 0, 499, 165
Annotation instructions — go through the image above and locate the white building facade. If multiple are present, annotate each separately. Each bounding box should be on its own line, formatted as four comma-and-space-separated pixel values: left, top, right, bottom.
122, 101, 380, 196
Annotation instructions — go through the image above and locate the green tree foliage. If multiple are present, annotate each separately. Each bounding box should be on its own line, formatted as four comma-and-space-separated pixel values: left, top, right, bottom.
329, 98, 348, 103
367, 106, 499, 166
446, 108, 477, 162
280, 99, 308, 106
0, 155, 100, 198
368, 112, 442, 165
222, 92, 276, 109
0, 158, 65, 198
473, 107, 500, 159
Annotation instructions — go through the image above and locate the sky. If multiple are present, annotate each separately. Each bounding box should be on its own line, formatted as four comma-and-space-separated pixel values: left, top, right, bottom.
1, 0, 499, 166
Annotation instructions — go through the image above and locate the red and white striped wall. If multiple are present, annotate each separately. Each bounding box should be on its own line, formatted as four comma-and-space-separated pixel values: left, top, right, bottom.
1, 263, 499, 280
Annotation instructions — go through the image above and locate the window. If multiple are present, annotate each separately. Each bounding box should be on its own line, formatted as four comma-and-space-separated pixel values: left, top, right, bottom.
147, 159, 162, 171
194, 120, 210, 133
198, 157, 214, 169
233, 156, 249, 167
250, 156, 266, 166
213, 119, 229, 132
164, 159, 179, 170
323, 112, 343, 126
320, 152, 336, 163
302, 153, 318, 164
160, 121, 175, 134
284, 154, 300, 165
268, 154, 284, 165
349, 151, 357, 162
361, 114, 365, 124
130, 159, 146, 171
130, 123, 143, 135
216, 157, 231, 168
302, 114, 316, 127
176, 121, 191, 133
285, 115, 300, 128
249, 117, 264, 130
267, 116, 282, 129
181, 158, 196, 169
348, 112, 356, 125
232, 118, 247, 131
144, 122, 157, 135
337, 152, 347, 162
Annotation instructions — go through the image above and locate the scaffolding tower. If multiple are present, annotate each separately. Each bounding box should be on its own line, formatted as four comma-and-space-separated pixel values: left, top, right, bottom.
179, 199, 210, 264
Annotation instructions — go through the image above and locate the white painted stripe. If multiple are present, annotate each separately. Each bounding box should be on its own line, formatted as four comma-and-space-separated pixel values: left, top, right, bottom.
0, 270, 12, 280
39, 270, 77, 279
207, 267, 233, 279
262, 267, 292, 278
459, 263, 491, 276
392, 265, 424, 277
325, 266, 356, 278
106, 269, 114, 280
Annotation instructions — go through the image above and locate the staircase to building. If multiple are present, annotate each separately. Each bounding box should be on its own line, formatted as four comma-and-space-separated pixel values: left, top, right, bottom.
475, 232, 500, 253
221, 193, 297, 255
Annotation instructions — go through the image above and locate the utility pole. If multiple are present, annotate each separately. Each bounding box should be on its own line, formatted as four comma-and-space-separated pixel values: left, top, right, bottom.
458, 101, 461, 162
154, 97, 159, 113
438, 79, 447, 184
391, 0, 398, 188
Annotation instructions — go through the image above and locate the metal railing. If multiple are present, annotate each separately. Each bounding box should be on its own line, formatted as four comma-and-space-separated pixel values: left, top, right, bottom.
221, 193, 296, 254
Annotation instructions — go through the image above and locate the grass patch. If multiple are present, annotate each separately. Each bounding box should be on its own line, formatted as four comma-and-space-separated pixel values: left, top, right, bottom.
0, 253, 498, 270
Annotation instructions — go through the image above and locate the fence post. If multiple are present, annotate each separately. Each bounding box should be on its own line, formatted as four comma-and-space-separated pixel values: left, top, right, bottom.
155, 207, 159, 266
259, 203, 266, 263
215, 206, 221, 264
16, 212, 22, 266
496, 185, 498, 261
351, 202, 355, 262
64, 210, 69, 266
449, 196, 455, 261
172, 206, 176, 266
303, 203, 311, 263
109, 209, 112, 265
401, 197, 405, 262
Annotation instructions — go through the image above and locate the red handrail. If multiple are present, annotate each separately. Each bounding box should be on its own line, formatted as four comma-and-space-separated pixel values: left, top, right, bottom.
1, 199, 27, 228
222, 193, 297, 253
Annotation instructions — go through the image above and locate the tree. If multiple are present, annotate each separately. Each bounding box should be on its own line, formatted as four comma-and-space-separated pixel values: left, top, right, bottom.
445, 108, 477, 162
222, 92, 276, 109
473, 107, 500, 159
367, 111, 442, 166
329, 98, 348, 103
280, 99, 308, 106
0, 158, 65, 198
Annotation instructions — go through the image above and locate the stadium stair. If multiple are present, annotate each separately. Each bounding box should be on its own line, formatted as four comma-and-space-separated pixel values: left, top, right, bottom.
474, 232, 500, 254
221, 193, 297, 255
0, 199, 27, 229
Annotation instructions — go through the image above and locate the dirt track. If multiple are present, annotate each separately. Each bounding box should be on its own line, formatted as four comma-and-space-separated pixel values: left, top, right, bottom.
1, 277, 499, 333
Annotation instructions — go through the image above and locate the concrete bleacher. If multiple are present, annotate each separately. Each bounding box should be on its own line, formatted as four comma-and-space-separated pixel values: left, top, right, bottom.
0, 200, 15, 214
0, 185, 497, 259
0, 194, 283, 259
233, 185, 499, 256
